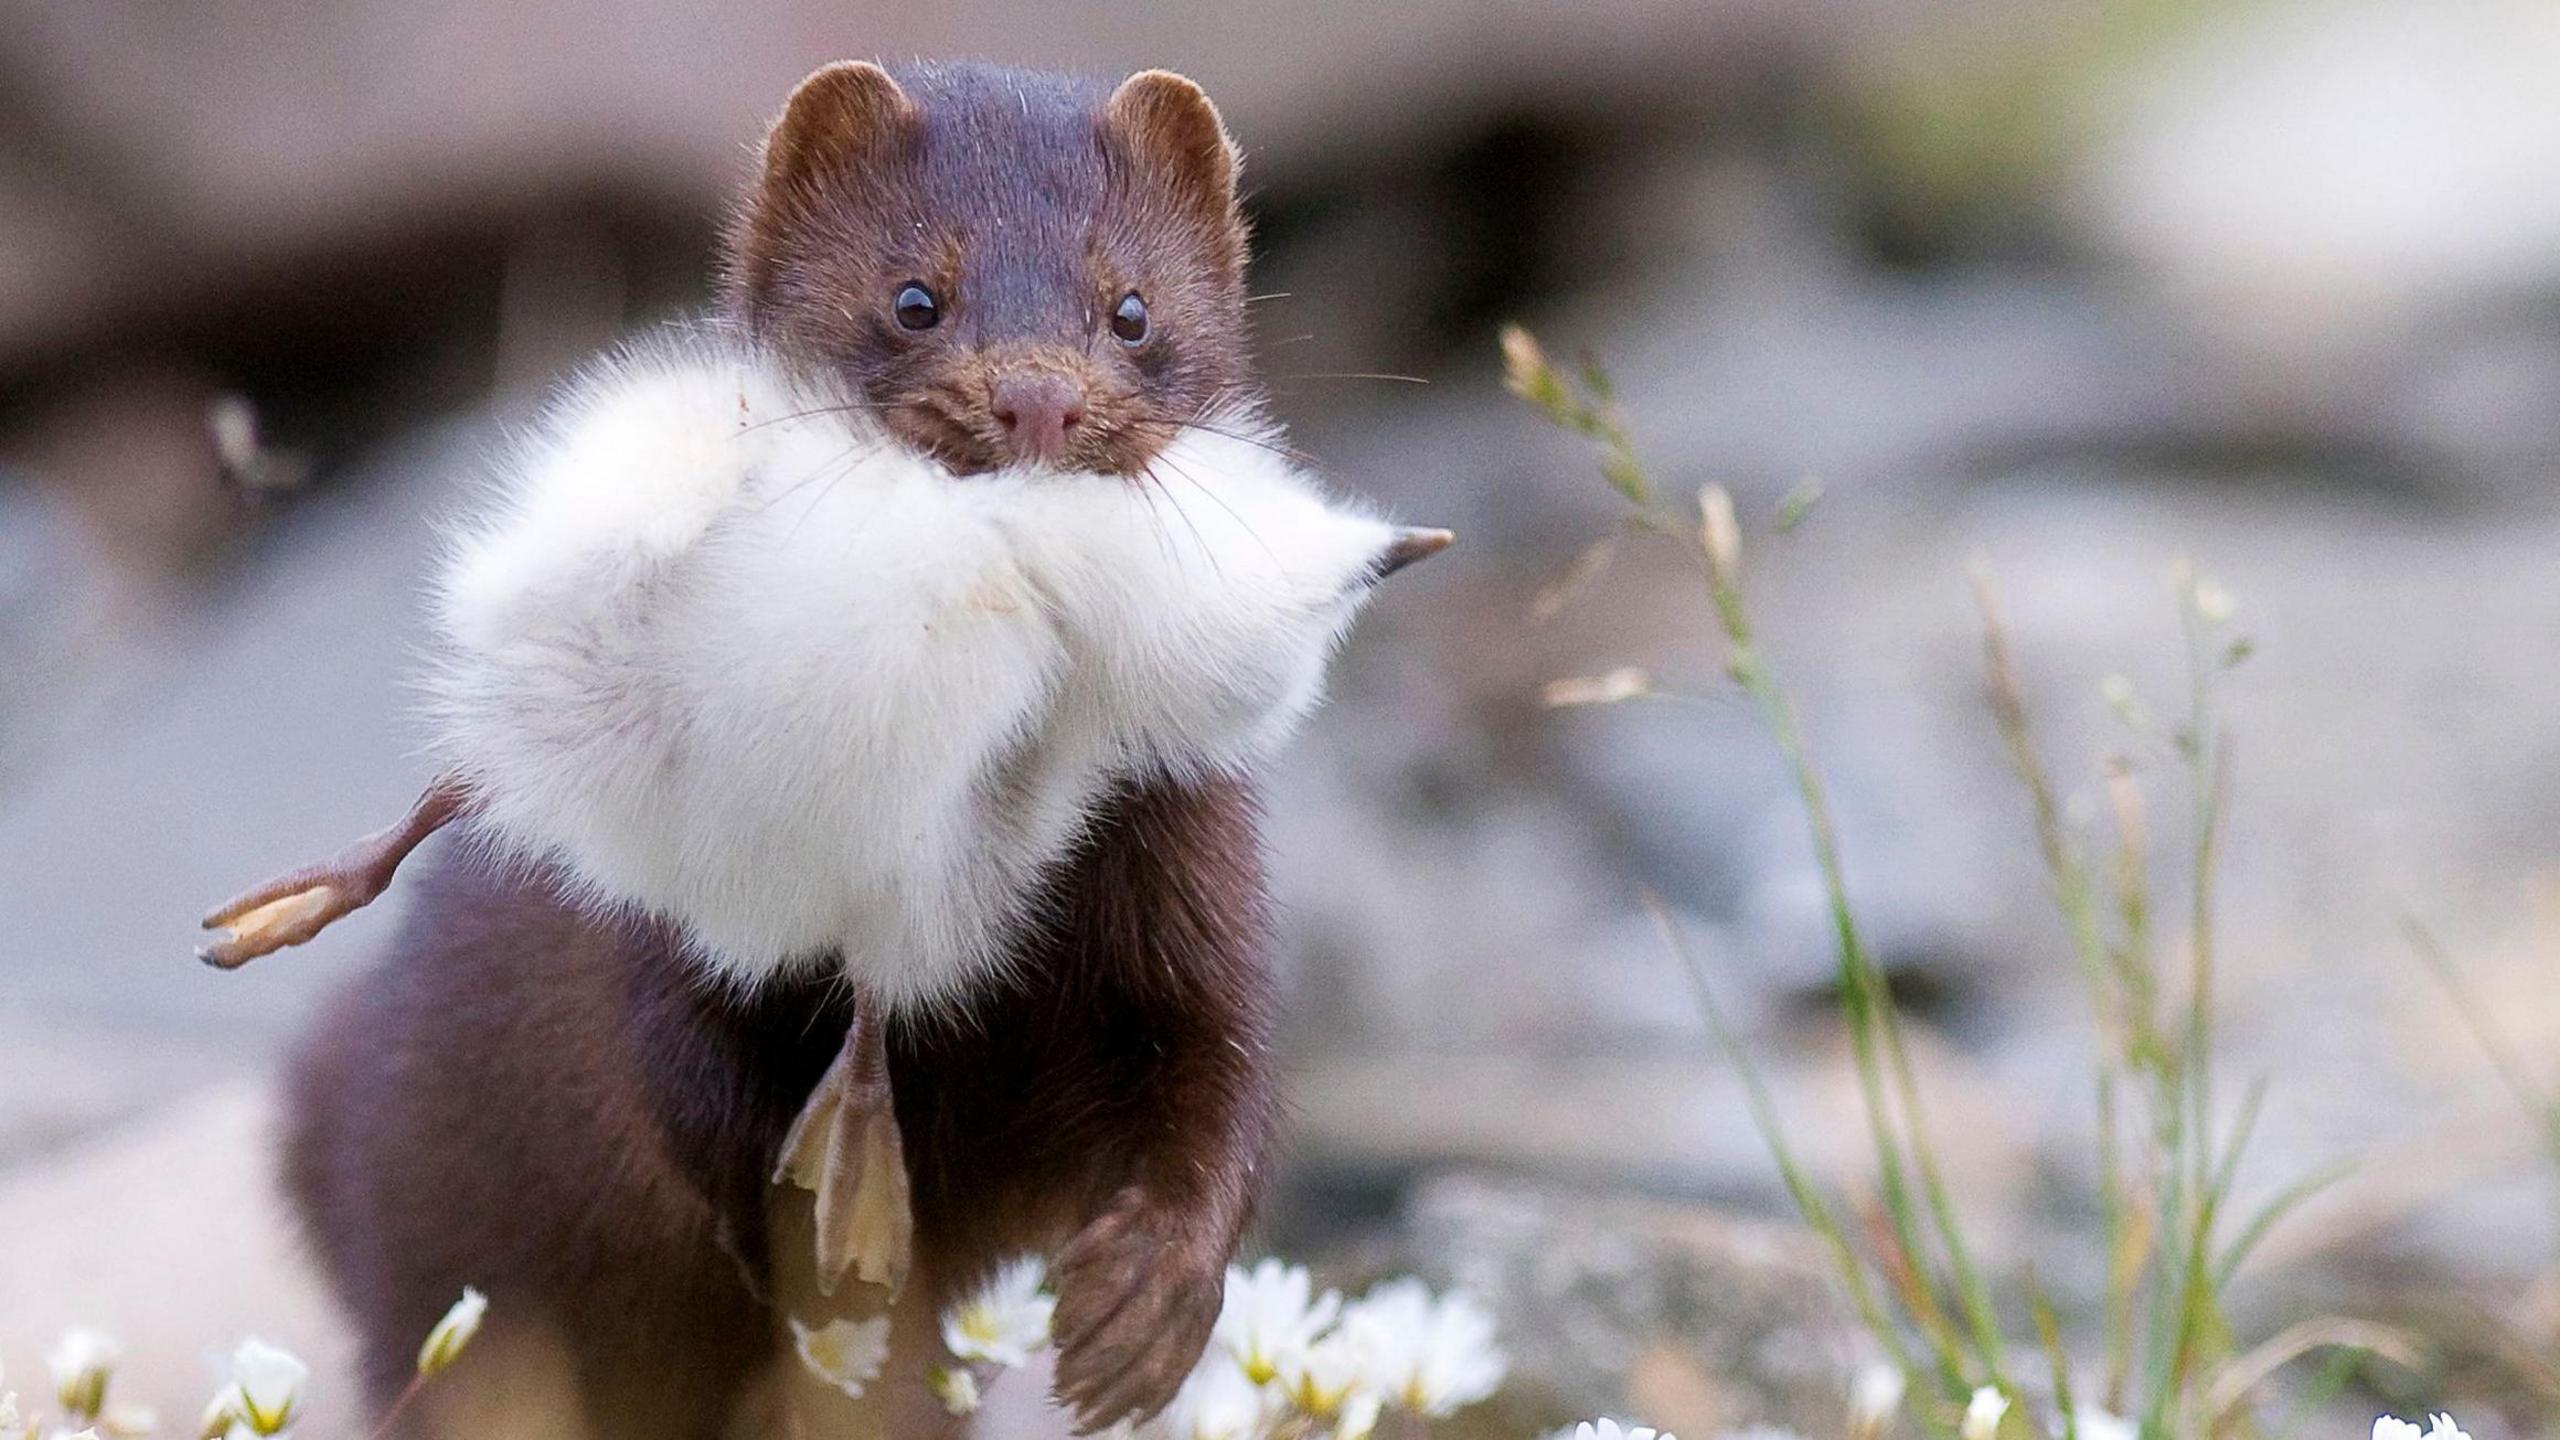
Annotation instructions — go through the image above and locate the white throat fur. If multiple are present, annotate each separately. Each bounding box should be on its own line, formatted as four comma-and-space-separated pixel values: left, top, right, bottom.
430, 331, 1417, 1012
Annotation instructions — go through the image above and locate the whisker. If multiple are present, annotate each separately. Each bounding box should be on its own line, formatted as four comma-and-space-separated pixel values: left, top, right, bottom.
1245, 292, 1292, 304
732, 400, 896, 436
1165, 390, 1317, 468
1260, 333, 1317, 350
784, 444, 880, 540
1271, 371, 1430, 385
746, 434, 876, 518
1150, 447, 1283, 574
1126, 459, 1184, 573
1193, 379, 1265, 419
1155, 416, 1314, 469
1140, 459, 1226, 584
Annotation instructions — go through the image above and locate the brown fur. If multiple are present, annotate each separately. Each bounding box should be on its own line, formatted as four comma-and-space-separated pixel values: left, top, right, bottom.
287, 771, 1280, 1435
721, 61, 1254, 478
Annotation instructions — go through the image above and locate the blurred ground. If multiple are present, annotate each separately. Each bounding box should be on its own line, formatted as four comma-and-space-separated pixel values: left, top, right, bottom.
7, 0, 2560, 1433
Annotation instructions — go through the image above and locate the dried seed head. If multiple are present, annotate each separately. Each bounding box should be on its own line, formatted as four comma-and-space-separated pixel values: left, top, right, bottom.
1541, 668, 1653, 708
1698, 485, 1741, 583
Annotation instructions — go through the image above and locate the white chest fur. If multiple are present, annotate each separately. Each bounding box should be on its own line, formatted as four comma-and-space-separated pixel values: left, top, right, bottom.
429, 333, 1401, 1012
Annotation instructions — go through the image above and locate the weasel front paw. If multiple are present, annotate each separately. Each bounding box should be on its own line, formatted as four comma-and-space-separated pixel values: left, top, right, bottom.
1049, 1187, 1228, 1433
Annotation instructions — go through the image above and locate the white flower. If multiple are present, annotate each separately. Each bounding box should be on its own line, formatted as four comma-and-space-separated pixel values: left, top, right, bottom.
0, 1390, 25, 1440
1333, 1278, 1506, 1418
1213, 1259, 1342, 1386
101, 1406, 158, 1440
2375, 1415, 2471, 1440
1275, 1330, 1367, 1420
2075, 1408, 2136, 1440
48, 1329, 121, 1419
1850, 1362, 1905, 1434
1962, 1386, 2010, 1440
1566, 1422, 1676, 1440
416, 1287, 489, 1378
1154, 1352, 1274, 1440
227, 1338, 309, 1435
927, 1366, 981, 1416
199, 1384, 246, 1439
941, 1255, 1056, 1368
789, 1316, 892, 1400
1333, 1389, 1384, 1440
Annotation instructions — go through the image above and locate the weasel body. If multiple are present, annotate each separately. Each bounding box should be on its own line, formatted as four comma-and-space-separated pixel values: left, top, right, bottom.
278, 59, 1441, 1437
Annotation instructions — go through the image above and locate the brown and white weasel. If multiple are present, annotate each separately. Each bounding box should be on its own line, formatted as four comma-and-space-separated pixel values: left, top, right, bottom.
229, 59, 1446, 1439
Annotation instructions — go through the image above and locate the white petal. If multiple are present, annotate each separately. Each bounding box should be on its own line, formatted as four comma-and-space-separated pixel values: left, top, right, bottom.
417, 1288, 490, 1378
229, 1338, 311, 1433
790, 1316, 893, 1400
1962, 1387, 2010, 1440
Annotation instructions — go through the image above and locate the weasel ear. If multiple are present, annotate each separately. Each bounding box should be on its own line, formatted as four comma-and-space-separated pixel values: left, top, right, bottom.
761, 61, 917, 198
736, 61, 917, 303
1105, 70, 1244, 247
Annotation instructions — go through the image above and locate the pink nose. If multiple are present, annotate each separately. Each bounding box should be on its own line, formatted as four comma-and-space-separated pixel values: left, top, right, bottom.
990, 372, 1087, 465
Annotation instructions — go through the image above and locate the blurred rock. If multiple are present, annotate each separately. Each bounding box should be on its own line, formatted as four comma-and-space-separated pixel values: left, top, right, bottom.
1399, 1172, 1854, 1435
0, 0, 1953, 387
0, 414, 458, 1041
2084, 0, 2560, 457
0, 1009, 253, 1167
1287, 1022, 2042, 1254
2093, 0, 2560, 321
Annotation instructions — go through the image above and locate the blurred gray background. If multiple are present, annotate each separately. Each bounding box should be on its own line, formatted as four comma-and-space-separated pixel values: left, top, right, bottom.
6, 0, 2560, 1433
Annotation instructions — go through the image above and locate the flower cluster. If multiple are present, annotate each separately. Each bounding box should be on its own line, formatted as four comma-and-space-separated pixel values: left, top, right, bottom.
0, 1329, 126, 1439
1122, 1260, 1507, 1440
784, 1255, 1065, 1416
1533, 1409, 2477, 1440
2375, 1416, 2471, 1440
788, 1253, 1506, 1438
927, 1254, 1060, 1414
8, 1288, 485, 1440
7, 1293, 2493, 1440
1550, 1422, 1675, 1440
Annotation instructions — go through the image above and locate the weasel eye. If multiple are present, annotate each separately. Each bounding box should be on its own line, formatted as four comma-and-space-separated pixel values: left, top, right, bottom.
894, 283, 940, 331
1110, 291, 1149, 346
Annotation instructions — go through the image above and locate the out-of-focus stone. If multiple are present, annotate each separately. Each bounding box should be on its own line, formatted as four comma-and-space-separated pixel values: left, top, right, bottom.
0, 0, 1947, 375
1290, 1024, 2041, 1254
1400, 1172, 1857, 1434
2086, 0, 2560, 368
0, 1009, 254, 1168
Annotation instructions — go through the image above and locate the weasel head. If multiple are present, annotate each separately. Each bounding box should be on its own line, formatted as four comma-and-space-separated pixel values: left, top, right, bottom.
727, 61, 1251, 480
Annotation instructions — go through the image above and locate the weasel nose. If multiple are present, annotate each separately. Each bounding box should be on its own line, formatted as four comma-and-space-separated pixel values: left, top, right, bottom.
989, 372, 1087, 466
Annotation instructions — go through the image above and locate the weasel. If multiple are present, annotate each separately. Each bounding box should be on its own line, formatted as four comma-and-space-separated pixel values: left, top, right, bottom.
234, 60, 1448, 1438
